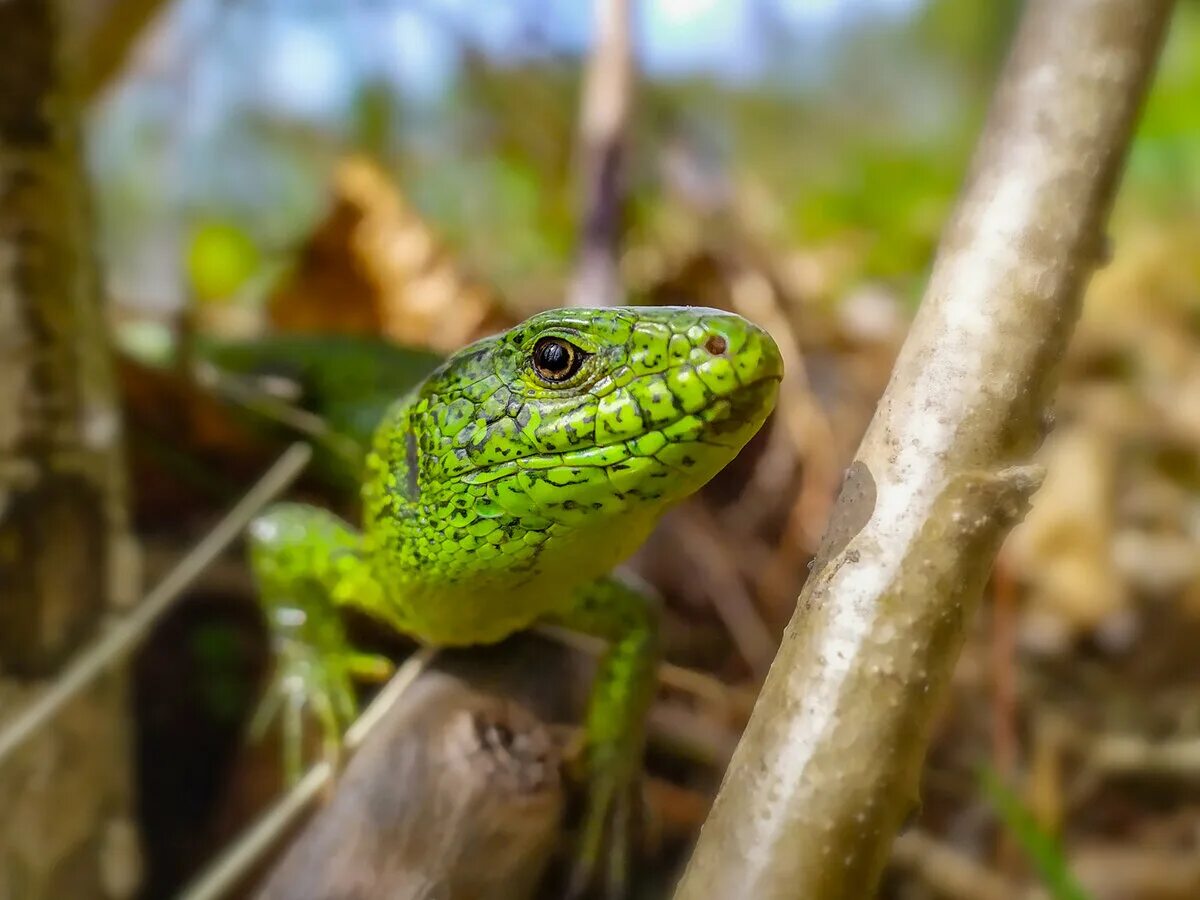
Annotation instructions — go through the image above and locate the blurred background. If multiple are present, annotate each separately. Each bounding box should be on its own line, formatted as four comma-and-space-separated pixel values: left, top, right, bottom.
34, 0, 1200, 896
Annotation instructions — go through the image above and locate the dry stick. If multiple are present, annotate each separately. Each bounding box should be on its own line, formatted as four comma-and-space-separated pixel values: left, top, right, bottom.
73, 0, 172, 99
673, 2, 1175, 898
253, 670, 563, 900
670, 507, 777, 680
195, 361, 363, 470
568, 0, 634, 308
727, 270, 843, 606
1087, 734, 1200, 779
181, 632, 750, 900
536, 624, 758, 720
890, 830, 1015, 900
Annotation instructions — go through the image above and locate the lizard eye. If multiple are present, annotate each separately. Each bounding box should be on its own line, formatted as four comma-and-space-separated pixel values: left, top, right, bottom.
532, 337, 583, 383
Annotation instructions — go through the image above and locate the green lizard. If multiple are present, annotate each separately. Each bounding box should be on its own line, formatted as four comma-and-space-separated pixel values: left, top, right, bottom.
246, 305, 782, 891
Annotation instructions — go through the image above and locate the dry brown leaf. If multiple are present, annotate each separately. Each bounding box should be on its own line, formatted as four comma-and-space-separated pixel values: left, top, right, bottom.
1004, 424, 1128, 645
268, 156, 512, 352
1084, 222, 1200, 330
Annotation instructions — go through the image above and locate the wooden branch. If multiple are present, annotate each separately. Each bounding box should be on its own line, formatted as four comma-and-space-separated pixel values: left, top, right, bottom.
68, 0, 172, 100
672, 2, 1175, 897
255, 672, 565, 900
890, 830, 1014, 900
568, 0, 635, 308
1087, 733, 1200, 780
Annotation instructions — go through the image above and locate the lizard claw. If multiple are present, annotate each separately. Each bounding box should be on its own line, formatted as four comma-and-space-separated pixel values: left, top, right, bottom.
248, 604, 393, 782
565, 774, 637, 899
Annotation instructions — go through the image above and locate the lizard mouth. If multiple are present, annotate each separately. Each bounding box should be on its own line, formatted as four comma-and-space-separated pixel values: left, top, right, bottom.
702, 374, 781, 440
458, 372, 781, 486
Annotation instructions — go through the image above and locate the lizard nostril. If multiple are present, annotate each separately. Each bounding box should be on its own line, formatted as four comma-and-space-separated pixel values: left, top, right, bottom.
704, 334, 728, 355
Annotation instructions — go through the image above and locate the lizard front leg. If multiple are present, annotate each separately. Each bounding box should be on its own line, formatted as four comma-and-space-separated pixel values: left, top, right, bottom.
247, 502, 397, 778
546, 575, 661, 897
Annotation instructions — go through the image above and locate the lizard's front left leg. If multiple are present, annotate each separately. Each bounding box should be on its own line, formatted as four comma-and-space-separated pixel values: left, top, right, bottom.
247, 502, 397, 777
546, 575, 661, 897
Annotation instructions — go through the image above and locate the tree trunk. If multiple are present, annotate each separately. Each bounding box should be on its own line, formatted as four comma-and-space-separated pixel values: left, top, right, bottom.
0, 0, 139, 897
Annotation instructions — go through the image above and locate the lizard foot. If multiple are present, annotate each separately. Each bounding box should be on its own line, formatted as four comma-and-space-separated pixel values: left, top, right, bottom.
249, 603, 393, 782
565, 770, 639, 900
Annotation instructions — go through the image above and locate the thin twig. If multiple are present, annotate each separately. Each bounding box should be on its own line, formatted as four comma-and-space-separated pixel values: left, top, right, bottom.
568, 0, 635, 308
669, 506, 777, 680
534, 624, 757, 717
647, 701, 739, 769
74, 0, 172, 99
726, 269, 842, 609
195, 360, 363, 469
891, 830, 1015, 900
0, 443, 311, 767
1087, 733, 1200, 779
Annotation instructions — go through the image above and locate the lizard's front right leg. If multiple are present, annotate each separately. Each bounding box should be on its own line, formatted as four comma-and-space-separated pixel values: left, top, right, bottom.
247, 502, 395, 779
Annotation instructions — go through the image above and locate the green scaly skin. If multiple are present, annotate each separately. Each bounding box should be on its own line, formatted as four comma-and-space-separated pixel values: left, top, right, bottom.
247, 306, 782, 892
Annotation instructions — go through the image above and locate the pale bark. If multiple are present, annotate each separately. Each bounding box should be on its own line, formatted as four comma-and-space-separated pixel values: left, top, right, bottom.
568, 0, 635, 308
673, 1, 1175, 898
0, 0, 138, 896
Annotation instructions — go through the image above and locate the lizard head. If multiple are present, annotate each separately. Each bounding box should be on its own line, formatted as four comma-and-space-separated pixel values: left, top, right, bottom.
369, 307, 782, 589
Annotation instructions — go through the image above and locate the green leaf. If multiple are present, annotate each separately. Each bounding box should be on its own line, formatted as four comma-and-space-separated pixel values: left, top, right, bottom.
979, 766, 1092, 900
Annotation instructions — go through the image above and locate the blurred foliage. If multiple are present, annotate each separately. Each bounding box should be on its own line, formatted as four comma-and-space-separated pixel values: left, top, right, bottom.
88, 0, 1200, 318
191, 622, 253, 722
201, 333, 441, 457
185, 219, 261, 302
1118, 0, 1200, 218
